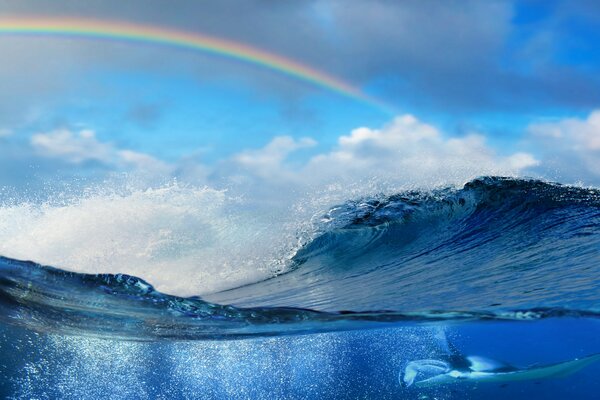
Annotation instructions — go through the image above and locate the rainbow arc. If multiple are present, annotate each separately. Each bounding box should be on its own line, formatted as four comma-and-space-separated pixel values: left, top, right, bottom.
0, 17, 394, 114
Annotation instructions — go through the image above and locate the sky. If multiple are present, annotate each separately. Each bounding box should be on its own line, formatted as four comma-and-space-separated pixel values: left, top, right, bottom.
2, 0, 600, 294
1, 0, 600, 195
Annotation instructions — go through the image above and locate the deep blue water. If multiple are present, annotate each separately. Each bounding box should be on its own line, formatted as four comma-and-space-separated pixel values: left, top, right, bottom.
1, 319, 599, 399
0, 177, 599, 398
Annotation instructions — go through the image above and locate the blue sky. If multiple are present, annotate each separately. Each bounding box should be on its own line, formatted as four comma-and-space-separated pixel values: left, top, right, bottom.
1, 0, 600, 191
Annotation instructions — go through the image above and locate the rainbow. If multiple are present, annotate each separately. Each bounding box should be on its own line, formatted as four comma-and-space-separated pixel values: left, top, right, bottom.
0, 17, 394, 114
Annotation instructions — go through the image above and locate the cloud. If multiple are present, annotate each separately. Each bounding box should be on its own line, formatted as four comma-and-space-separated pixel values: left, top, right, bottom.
220, 114, 538, 191
529, 110, 600, 150
526, 110, 600, 183
16, 113, 600, 202
31, 129, 114, 164
232, 136, 316, 179
30, 128, 172, 174
0, 129, 12, 138
0, 128, 170, 194
2, 0, 600, 125
306, 115, 537, 187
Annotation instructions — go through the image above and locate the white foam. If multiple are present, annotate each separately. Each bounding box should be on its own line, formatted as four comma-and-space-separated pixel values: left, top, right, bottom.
0, 182, 301, 297
0, 168, 516, 298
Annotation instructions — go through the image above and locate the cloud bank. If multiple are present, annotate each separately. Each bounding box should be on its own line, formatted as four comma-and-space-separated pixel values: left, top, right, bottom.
0, 114, 545, 197
200, 114, 538, 199
526, 110, 600, 183
9, 109, 600, 201
2, 0, 600, 132
14, 109, 600, 196
302, 115, 537, 187
31, 128, 171, 174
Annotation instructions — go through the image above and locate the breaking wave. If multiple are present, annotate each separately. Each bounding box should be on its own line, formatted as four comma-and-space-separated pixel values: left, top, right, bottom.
1, 177, 599, 340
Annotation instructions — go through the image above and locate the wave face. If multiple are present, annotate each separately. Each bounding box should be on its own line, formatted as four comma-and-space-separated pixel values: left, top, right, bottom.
1, 177, 599, 339
210, 177, 600, 312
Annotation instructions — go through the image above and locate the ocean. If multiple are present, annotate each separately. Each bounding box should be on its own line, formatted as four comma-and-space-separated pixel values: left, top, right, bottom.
0, 176, 599, 399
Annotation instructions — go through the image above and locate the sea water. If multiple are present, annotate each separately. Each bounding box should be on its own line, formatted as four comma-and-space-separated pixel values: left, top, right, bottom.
0, 177, 599, 399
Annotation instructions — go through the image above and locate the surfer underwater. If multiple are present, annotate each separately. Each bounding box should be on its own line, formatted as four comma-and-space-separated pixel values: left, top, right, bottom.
400, 329, 600, 388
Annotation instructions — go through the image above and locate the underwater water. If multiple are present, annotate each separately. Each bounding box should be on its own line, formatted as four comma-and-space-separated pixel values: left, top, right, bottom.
0, 176, 599, 399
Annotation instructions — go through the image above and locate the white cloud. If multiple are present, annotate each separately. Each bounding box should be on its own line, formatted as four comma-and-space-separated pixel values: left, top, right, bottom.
31, 129, 113, 164
30, 128, 171, 174
225, 114, 538, 190
234, 136, 316, 171
4, 114, 550, 198
529, 110, 600, 150
307, 115, 538, 187
221, 136, 316, 183
506, 152, 539, 170
526, 110, 600, 183
0, 129, 13, 138
118, 149, 172, 174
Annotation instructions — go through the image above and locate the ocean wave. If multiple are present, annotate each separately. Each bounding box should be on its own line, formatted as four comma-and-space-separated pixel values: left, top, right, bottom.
208, 177, 600, 312
1, 177, 599, 340
0, 255, 598, 341
0, 183, 299, 296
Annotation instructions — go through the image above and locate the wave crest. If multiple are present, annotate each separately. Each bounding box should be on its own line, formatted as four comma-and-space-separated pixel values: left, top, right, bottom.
1, 177, 599, 340
210, 177, 600, 312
